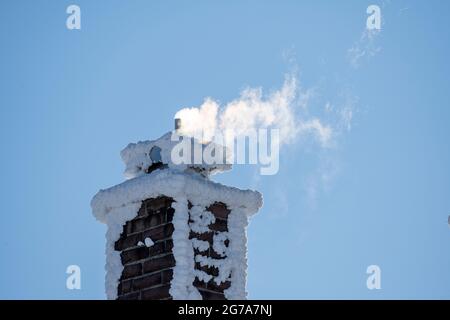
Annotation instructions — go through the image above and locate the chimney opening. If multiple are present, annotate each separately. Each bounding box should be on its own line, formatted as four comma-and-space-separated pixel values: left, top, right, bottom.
146, 146, 166, 174
174, 118, 181, 131
149, 146, 162, 163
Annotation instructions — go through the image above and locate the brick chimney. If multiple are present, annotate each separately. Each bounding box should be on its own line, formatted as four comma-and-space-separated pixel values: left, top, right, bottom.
91, 129, 262, 300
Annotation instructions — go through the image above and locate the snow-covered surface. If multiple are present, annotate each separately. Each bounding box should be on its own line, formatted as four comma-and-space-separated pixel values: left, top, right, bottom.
169, 197, 202, 299
103, 203, 141, 299
213, 232, 229, 257
189, 205, 216, 234
224, 207, 250, 299
191, 238, 210, 252
137, 237, 154, 248
91, 161, 262, 300
144, 237, 154, 247
92, 169, 261, 223
120, 132, 232, 180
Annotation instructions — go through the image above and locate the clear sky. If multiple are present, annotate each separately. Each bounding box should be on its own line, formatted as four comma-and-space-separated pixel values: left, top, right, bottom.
1, 0, 449, 299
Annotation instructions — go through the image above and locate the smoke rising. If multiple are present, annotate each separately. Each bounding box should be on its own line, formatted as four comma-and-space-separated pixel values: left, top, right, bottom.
174, 74, 332, 147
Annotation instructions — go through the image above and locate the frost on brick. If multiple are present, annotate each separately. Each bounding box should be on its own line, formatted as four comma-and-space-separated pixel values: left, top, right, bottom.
91, 131, 262, 300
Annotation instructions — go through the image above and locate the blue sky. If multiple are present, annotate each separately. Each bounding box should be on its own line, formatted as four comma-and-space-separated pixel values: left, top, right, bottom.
1, 0, 449, 299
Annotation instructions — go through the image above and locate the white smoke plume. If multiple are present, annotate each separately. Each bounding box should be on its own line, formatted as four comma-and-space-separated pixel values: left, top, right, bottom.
174, 74, 332, 148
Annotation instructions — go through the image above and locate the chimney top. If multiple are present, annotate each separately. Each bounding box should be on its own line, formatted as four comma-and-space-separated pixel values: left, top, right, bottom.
174, 118, 181, 131
120, 132, 232, 180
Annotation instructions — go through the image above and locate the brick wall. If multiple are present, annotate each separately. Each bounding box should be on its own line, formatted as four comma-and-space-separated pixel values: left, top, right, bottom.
114, 196, 231, 300
115, 196, 175, 300
191, 202, 231, 300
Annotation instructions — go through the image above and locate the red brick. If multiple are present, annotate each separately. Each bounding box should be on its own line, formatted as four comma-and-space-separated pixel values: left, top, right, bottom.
115, 232, 142, 251
130, 218, 147, 233
209, 247, 227, 259
194, 262, 219, 277
198, 289, 226, 300
144, 212, 165, 229
161, 269, 173, 284
145, 196, 172, 212
137, 204, 147, 217
193, 278, 207, 289
142, 223, 174, 241
143, 254, 175, 274
120, 263, 142, 279
118, 292, 140, 300
207, 202, 230, 220
166, 207, 175, 222
132, 273, 162, 291
121, 247, 149, 264
207, 280, 231, 292
165, 239, 174, 252
141, 285, 171, 300
147, 241, 166, 256
189, 231, 213, 243
209, 218, 228, 232
118, 279, 132, 295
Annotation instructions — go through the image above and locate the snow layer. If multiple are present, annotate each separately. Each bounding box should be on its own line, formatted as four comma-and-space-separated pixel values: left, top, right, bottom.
120, 132, 231, 179
170, 197, 202, 299
224, 207, 251, 299
213, 232, 229, 257
191, 238, 210, 252
189, 205, 216, 234
103, 203, 141, 299
144, 237, 154, 247
91, 169, 261, 223
195, 254, 231, 285
91, 169, 262, 300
